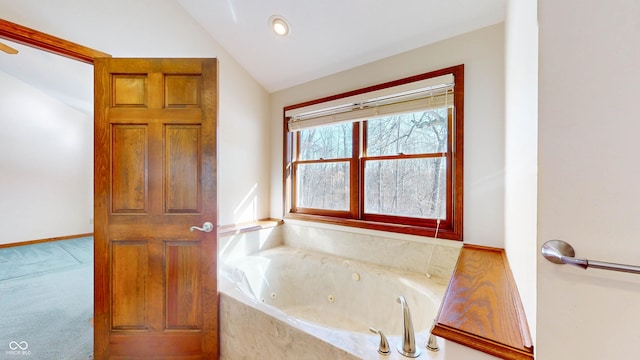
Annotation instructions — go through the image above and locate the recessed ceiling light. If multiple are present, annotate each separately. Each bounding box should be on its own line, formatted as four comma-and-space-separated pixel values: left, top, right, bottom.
270, 16, 290, 36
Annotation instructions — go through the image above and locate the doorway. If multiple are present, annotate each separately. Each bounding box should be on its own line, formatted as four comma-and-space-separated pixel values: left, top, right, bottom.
0, 19, 219, 359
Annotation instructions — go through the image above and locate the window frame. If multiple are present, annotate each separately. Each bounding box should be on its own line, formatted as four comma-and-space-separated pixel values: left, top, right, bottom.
283, 64, 464, 241
360, 108, 453, 228
292, 122, 360, 218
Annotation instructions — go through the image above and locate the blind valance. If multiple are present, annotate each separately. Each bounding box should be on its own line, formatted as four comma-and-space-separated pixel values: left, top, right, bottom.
286, 73, 454, 132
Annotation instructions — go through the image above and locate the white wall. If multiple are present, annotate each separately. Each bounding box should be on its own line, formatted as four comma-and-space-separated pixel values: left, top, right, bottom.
270, 24, 506, 247
538, 0, 640, 358
0, 70, 93, 245
504, 0, 538, 345
0, 0, 271, 238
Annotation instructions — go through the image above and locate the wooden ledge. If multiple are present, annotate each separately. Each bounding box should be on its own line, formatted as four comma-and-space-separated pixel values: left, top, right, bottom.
432, 244, 534, 359
218, 218, 283, 237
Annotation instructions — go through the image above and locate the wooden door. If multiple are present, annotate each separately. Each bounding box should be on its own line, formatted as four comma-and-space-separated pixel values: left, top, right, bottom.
93, 58, 218, 359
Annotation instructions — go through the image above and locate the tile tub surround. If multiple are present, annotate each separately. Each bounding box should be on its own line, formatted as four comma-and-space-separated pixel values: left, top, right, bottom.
218, 220, 462, 283
281, 220, 462, 285
218, 225, 285, 262
219, 290, 359, 360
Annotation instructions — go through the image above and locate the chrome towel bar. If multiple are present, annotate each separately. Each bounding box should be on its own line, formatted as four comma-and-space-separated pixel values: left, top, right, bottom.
542, 240, 640, 275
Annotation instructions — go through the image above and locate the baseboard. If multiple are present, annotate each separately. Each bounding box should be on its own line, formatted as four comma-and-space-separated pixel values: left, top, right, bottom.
0, 233, 93, 249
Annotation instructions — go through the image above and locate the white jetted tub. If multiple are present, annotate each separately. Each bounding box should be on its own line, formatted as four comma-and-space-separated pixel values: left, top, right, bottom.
219, 246, 448, 360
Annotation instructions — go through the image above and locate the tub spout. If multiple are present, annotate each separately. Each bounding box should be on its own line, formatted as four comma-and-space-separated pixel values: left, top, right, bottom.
396, 296, 421, 358
368, 327, 390, 355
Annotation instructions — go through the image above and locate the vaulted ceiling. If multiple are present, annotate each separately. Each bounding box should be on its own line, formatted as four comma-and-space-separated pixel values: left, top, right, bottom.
0, 0, 505, 113
178, 0, 506, 92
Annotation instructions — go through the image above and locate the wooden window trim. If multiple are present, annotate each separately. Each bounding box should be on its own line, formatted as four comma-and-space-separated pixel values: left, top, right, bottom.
283, 64, 464, 241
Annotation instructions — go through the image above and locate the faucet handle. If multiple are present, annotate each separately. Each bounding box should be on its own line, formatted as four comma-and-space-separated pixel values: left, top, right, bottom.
426, 319, 440, 352
368, 327, 391, 355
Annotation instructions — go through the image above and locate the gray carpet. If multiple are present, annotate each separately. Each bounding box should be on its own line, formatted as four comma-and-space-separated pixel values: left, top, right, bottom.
0, 237, 93, 359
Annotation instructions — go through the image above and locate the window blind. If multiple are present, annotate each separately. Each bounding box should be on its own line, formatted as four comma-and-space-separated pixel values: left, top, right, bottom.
286, 73, 454, 132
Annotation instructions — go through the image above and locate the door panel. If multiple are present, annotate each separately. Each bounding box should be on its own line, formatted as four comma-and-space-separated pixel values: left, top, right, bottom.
111, 241, 148, 330
165, 242, 202, 329
94, 58, 218, 359
165, 125, 201, 213
111, 125, 148, 213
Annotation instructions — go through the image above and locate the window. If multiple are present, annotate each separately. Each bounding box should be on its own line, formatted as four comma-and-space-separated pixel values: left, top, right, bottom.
283, 65, 463, 240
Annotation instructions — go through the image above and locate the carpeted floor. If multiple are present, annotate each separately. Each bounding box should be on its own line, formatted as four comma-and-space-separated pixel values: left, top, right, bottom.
0, 237, 93, 359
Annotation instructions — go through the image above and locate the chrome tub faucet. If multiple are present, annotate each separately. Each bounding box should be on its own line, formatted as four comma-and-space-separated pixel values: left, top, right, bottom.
396, 296, 421, 358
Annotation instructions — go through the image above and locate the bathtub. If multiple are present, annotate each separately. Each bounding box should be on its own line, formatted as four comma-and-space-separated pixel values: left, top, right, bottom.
219, 246, 448, 360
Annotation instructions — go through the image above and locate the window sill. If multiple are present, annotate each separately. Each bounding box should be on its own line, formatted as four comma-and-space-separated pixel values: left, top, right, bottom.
285, 213, 461, 240
217, 219, 283, 237
432, 244, 534, 360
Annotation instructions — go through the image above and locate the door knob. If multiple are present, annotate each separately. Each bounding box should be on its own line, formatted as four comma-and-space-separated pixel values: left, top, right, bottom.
190, 222, 214, 233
